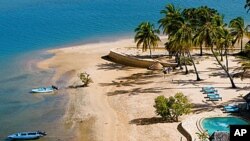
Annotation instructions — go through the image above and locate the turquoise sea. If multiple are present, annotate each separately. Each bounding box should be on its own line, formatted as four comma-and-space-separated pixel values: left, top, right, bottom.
0, 0, 249, 140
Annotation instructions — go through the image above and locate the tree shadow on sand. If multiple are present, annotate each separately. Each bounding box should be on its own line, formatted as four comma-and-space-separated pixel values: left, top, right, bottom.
107, 87, 166, 96
129, 117, 173, 125
100, 71, 162, 88
192, 102, 220, 114
97, 62, 133, 71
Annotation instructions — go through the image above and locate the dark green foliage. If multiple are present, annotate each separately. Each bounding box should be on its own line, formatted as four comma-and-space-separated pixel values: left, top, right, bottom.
229, 17, 245, 51
154, 92, 192, 122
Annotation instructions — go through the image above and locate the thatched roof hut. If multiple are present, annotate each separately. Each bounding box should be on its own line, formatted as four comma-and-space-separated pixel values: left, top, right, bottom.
209, 131, 229, 141
148, 62, 163, 70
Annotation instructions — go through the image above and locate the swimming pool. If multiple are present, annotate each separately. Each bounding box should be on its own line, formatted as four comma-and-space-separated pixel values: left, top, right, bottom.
201, 117, 249, 135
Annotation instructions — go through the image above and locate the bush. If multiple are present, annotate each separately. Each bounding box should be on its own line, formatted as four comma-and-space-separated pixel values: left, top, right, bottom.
79, 72, 93, 87
154, 92, 192, 122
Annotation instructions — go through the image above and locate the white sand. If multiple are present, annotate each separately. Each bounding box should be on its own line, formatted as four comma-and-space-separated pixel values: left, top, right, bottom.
38, 37, 250, 141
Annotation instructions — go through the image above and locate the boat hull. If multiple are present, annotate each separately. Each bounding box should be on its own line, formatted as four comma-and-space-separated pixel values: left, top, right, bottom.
31, 87, 54, 93
7, 131, 46, 140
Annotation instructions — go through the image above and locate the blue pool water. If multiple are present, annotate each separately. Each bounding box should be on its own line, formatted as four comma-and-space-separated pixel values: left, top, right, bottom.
0, 0, 249, 140
202, 117, 249, 135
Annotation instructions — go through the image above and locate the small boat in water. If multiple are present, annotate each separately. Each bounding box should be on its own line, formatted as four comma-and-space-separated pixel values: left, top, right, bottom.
7, 131, 47, 140
31, 85, 58, 93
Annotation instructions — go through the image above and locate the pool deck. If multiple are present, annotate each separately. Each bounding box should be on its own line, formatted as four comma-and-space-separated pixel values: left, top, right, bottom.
181, 109, 228, 140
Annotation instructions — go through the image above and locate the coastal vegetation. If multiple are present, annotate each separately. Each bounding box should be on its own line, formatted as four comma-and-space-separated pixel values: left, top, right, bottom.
154, 92, 192, 122
134, 3, 250, 88
79, 72, 93, 87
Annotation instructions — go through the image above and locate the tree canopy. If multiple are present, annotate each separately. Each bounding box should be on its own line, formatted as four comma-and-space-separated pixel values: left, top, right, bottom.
154, 92, 192, 122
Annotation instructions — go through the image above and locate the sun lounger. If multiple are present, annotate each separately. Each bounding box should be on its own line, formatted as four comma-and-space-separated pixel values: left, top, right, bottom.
202, 86, 214, 91
224, 107, 239, 113
224, 104, 237, 109
207, 93, 219, 96
204, 93, 220, 98
203, 89, 218, 94
206, 95, 222, 101
224, 105, 237, 109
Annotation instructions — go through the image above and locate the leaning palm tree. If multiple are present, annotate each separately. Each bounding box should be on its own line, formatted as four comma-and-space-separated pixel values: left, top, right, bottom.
134, 22, 161, 58
229, 17, 245, 52
195, 13, 237, 88
245, 0, 250, 12
211, 18, 237, 88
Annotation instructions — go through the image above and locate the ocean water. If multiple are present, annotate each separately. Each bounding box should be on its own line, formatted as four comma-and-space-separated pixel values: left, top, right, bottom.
0, 0, 249, 140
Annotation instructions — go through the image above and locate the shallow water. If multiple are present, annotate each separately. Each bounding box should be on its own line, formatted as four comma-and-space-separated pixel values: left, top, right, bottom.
0, 0, 249, 140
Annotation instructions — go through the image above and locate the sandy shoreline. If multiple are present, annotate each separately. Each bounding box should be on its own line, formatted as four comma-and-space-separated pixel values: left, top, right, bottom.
37, 37, 249, 141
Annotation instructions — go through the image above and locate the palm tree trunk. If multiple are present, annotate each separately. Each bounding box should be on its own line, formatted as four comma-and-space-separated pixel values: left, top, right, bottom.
148, 41, 152, 58
184, 62, 188, 74
187, 51, 201, 81
176, 53, 183, 69
200, 45, 203, 56
211, 47, 237, 88
241, 38, 243, 52
220, 47, 223, 61
149, 47, 152, 58
225, 47, 229, 71
183, 55, 189, 74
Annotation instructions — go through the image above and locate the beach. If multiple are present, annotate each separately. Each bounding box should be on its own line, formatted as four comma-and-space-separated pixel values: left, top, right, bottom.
38, 37, 250, 141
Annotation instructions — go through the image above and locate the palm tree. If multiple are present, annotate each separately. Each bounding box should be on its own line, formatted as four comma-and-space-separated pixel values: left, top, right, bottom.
217, 28, 234, 71
134, 22, 161, 58
193, 7, 222, 56
211, 19, 237, 88
229, 17, 245, 52
245, 0, 250, 12
160, 5, 201, 80
192, 6, 219, 56
194, 13, 237, 88
170, 21, 201, 81
158, 4, 183, 37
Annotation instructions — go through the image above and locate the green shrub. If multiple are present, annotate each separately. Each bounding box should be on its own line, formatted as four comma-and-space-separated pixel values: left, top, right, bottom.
79, 72, 93, 87
154, 92, 192, 122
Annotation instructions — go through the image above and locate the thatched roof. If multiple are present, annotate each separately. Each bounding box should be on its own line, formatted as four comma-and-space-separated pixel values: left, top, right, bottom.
148, 62, 163, 70
209, 131, 229, 141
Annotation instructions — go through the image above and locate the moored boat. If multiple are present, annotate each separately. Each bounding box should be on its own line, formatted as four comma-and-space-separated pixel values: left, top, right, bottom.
31, 85, 58, 93
7, 131, 47, 140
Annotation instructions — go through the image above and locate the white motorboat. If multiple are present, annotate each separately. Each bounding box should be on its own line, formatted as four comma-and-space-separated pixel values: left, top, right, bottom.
7, 131, 47, 140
